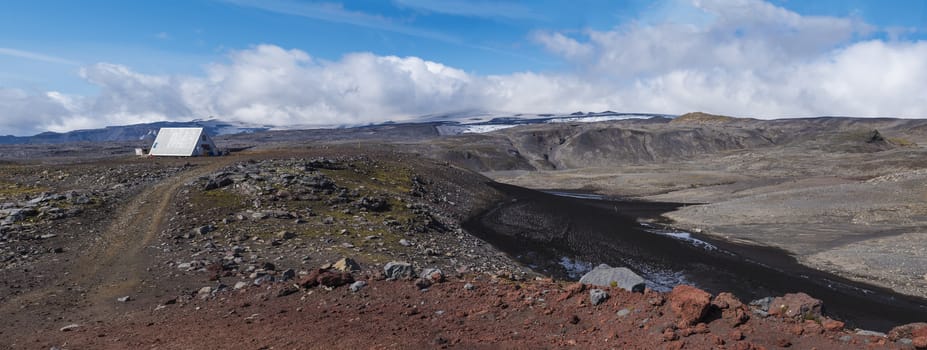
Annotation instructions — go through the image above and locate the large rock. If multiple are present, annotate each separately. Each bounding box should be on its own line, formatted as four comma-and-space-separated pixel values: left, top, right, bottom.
276, 230, 297, 240
767, 293, 823, 320
298, 268, 354, 289
889, 322, 927, 341
332, 258, 361, 272
669, 285, 712, 326
420, 268, 444, 283
384, 261, 414, 280
712, 292, 749, 327
578, 264, 646, 292
204, 177, 234, 190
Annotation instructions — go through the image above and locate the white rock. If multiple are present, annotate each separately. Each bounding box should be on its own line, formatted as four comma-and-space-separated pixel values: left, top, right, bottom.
579, 264, 647, 292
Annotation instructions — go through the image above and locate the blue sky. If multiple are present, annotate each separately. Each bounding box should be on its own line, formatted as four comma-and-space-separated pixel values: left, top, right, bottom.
1, 0, 926, 135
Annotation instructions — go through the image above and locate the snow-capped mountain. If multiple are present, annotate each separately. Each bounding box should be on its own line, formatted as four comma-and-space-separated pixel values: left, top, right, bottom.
426, 110, 675, 135
0, 119, 271, 145
0, 111, 675, 144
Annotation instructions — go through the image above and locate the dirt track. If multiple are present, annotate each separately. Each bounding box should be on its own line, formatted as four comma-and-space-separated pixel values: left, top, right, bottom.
76, 158, 235, 313
1, 157, 235, 346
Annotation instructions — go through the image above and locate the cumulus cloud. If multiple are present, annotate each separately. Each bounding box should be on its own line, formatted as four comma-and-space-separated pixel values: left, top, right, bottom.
535, 0, 873, 78
2, 0, 927, 136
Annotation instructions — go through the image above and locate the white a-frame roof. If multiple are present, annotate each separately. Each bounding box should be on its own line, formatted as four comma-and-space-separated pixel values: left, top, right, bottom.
149, 127, 218, 156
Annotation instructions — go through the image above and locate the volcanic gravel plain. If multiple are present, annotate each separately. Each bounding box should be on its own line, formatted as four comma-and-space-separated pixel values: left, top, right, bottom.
3, 113, 927, 349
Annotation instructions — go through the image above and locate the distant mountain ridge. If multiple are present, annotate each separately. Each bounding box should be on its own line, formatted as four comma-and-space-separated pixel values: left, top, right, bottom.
0, 119, 271, 145
0, 111, 675, 145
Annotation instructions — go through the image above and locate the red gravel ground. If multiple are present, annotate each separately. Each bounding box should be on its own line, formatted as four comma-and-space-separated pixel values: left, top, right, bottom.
23, 274, 911, 350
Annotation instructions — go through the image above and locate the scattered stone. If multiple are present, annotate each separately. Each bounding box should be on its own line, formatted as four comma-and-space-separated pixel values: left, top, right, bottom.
399, 239, 412, 247
192, 225, 214, 235
276, 230, 296, 240
749, 297, 772, 313
463, 283, 475, 291
349, 281, 367, 292
299, 268, 354, 289
204, 177, 234, 190
750, 297, 773, 317
557, 282, 585, 302
802, 320, 823, 335
578, 264, 646, 292
867, 129, 886, 143
59, 324, 80, 332
420, 268, 444, 283
233, 281, 249, 290
767, 293, 822, 320
276, 285, 299, 297
332, 258, 361, 272
197, 286, 213, 295
822, 319, 845, 332
669, 285, 712, 326
712, 292, 749, 327
589, 289, 608, 306
280, 268, 296, 281
116, 296, 131, 303
568, 315, 580, 325
253, 275, 274, 286
855, 330, 887, 337
320, 271, 352, 288
414, 278, 431, 290
617, 308, 631, 317
888, 322, 927, 341
384, 261, 414, 280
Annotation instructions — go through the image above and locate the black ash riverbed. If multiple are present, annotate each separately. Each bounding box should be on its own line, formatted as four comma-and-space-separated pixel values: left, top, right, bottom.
463, 182, 927, 332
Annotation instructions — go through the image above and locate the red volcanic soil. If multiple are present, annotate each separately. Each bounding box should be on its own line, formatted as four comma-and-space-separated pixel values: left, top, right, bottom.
23, 274, 916, 350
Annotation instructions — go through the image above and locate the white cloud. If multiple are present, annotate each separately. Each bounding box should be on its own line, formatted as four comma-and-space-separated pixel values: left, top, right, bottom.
3, 0, 927, 136
536, 0, 873, 78
0, 47, 79, 66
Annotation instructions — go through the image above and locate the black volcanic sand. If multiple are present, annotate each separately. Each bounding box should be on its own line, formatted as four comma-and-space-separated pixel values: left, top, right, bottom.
463, 182, 927, 332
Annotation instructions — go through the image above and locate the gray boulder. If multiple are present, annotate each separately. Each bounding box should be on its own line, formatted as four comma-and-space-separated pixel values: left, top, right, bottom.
192, 225, 214, 235
384, 261, 414, 280
349, 281, 367, 292
589, 289, 609, 306
420, 268, 444, 283
578, 264, 646, 292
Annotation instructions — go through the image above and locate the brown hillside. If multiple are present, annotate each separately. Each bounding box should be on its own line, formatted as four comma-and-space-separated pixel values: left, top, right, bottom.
671, 112, 741, 124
